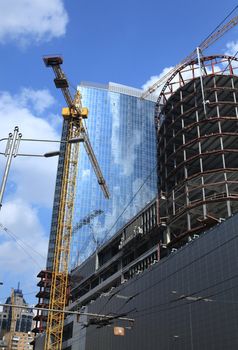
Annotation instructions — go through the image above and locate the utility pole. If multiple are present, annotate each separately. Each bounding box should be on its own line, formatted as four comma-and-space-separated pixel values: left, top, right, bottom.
0, 127, 22, 210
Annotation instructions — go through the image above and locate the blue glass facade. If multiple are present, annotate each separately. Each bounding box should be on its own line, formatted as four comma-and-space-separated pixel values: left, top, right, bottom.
70, 82, 157, 268
46, 82, 157, 270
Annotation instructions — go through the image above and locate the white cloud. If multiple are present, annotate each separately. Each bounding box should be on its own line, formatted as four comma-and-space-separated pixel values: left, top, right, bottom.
225, 41, 238, 56
0, 199, 48, 302
82, 169, 90, 179
143, 37, 238, 99
0, 0, 68, 46
0, 89, 60, 207
142, 61, 227, 103
132, 177, 155, 211
110, 95, 142, 177
121, 130, 142, 176
0, 88, 61, 302
18, 88, 56, 114
141, 66, 174, 96
0, 199, 47, 262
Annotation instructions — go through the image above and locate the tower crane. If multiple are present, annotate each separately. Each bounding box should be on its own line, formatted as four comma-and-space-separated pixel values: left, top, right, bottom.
141, 11, 238, 99
43, 56, 109, 350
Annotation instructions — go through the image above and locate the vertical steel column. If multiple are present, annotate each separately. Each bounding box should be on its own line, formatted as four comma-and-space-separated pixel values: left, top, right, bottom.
172, 114, 177, 186
213, 77, 232, 217
197, 47, 207, 117
180, 90, 191, 231
231, 76, 238, 117
194, 82, 207, 219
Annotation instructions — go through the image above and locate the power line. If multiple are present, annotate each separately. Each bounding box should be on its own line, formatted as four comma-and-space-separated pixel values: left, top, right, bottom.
64, 221, 238, 343
101, 163, 157, 245
112, 271, 238, 320
130, 273, 238, 317
97, 230, 238, 316
0, 303, 134, 323
1, 291, 38, 301
0, 223, 45, 268
133, 280, 238, 320
221, 49, 238, 74
73, 162, 157, 265
60, 305, 135, 347
66, 277, 238, 347
141, 4, 238, 100
200, 4, 238, 49
0, 223, 46, 260
65, 275, 238, 347
132, 231, 238, 300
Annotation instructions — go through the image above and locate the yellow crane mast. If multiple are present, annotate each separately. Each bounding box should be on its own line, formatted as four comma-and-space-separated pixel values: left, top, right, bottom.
43, 56, 109, 350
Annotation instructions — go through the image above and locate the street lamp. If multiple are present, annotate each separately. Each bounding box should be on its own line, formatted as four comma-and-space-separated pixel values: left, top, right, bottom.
0, 126, 84, 209
43, 137, 84, 158
43, 151, 60, 158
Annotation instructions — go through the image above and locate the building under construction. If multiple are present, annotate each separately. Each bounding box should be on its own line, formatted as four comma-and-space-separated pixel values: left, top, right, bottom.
48, 54, 238, 350
158, 54, 238, 246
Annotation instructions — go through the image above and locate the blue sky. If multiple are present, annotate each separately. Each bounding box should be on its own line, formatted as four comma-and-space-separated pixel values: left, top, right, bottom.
0, 0, 238, 305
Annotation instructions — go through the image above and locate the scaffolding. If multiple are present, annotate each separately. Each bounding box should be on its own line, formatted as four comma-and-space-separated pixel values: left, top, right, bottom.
33, 271, 52, 334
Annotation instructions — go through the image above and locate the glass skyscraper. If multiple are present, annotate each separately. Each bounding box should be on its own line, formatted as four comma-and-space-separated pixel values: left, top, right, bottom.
46, 82, 157, 270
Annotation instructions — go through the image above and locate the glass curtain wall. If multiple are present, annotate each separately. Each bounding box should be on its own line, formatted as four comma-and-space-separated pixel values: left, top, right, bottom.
70, 82, 157, 268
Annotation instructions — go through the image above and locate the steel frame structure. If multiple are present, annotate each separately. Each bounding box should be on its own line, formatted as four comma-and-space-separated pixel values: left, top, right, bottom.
157, 55, 238, 245
33, 270, 52, 334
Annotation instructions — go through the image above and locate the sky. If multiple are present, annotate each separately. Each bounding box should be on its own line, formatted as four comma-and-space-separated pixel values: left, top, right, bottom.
0, 0, 238, 306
